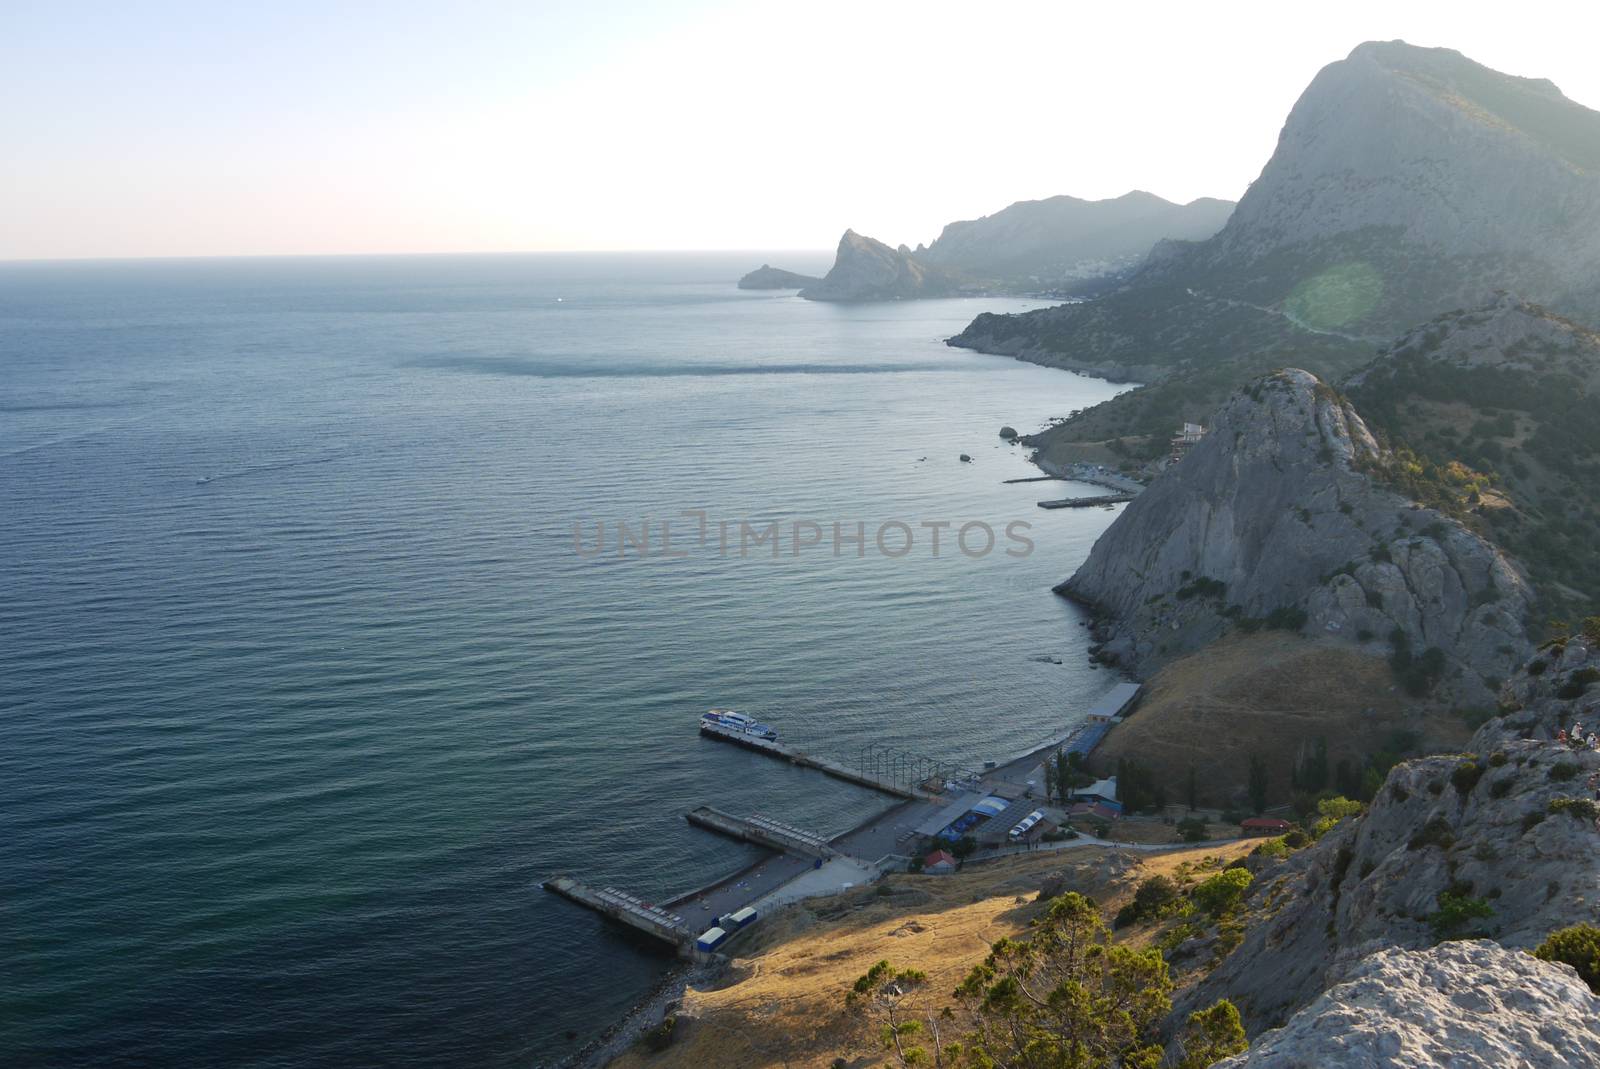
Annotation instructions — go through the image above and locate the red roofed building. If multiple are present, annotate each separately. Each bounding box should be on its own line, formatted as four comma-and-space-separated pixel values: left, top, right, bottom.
1241, 817, 1293, 836
922, 849, 958, 875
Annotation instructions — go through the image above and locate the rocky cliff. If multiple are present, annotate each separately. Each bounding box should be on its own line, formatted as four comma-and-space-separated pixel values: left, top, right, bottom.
736, 264, 822, 290
1064, 367, 1532, 705
1180, 639, 1600, 1034
798, 230, 966, 301
1197, 41, 1600, 325
950, 40, 1600, 448
1215, 941, 1600, 1068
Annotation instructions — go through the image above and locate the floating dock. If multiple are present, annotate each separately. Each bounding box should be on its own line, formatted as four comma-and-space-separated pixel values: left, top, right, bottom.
699, 722, 935, 800
686, 805, 837, 859
1037, 493, 1136, 509
542, 876, 692, 952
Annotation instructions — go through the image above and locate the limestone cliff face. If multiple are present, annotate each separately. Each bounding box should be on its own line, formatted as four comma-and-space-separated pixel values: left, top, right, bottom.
1064, 368, 1531, 704
1215, 941, 1600, 1068
799, 230, 965, 301
1200, 41, 1600, 324
1181, 641, 1600, 1034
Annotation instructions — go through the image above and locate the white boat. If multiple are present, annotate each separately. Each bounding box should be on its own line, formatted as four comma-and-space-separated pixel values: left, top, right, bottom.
700, 708, 778, 740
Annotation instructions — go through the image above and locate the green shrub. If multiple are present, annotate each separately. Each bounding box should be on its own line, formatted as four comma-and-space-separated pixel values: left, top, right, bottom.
1549, 797, 1599, 820
1192, 868, 1253, 915
1533, 924, 1600, 994
1408, 817, 1456, 851
641, 1015, 677, 1052
1550, 761, 1581, 783
1451, 761, 1484, 795
1177, 817, 1208, 843
1522, 810, 1547, 834
1428, 892, 1493, 939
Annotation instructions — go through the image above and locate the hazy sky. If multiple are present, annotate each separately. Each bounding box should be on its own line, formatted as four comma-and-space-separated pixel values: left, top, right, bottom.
4, 0, 1598, 260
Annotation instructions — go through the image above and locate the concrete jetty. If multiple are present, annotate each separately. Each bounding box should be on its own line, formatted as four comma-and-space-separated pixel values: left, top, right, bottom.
698, 721, 935, 799
1037, 493, 1136, 509
542, 876, 691, 952
686, 806, 838, 859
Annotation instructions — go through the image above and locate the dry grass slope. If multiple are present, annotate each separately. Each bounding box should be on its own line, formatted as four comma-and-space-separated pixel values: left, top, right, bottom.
607, 843, 1254, 1069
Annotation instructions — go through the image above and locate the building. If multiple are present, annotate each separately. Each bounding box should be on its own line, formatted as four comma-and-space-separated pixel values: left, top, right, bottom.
1086, 683, 1143, 724
922, 849, 958, 875
1170, 422, 1205, 462
1069, 776, 1120, 808
1241, 817, 1293, 837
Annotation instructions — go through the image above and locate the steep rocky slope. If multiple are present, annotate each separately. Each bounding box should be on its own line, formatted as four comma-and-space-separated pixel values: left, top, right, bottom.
797, 230, 965, 301
917, 190, 1233, 285
1180, 639, 1600, 1033
1346, 294, 1600, 615
954, 40, 1600, 447
1064, 368, 1532, 705
1215, 941, 1600, 1068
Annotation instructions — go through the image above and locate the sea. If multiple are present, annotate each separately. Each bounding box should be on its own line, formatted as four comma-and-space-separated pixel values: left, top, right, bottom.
0, 252, 1131, 1068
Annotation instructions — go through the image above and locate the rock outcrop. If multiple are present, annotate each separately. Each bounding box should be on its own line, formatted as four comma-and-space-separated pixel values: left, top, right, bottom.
1063, 367, 1532, 704
1180, 640, 1600, 1034
1215, 941, 1600, 1068
799, 230, 966, 302
736, 264, 823, 290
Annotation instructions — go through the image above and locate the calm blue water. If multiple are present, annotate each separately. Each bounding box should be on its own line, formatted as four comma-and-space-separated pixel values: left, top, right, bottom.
0, 253, 1129, 1067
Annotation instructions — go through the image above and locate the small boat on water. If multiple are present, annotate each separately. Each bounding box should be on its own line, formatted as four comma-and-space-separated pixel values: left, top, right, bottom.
701, 708, 778, 741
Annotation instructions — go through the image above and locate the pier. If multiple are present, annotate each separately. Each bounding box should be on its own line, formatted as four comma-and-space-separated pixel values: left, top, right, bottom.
698, 721, 939, 800
1037, 493, 1136, 509
541, 876, 691, 952
686, 806, 838, 859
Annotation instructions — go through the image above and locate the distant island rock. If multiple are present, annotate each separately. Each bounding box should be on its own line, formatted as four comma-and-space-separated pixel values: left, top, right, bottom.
798, 230, 967, 302
736, 264, 823, 290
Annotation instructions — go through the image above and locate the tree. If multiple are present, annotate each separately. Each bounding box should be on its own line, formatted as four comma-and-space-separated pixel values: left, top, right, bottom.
846, 960, 954, 1067
1186, 765, 1198, 812
1176, 1000, 1249, 1068
1192, 868, 1252, 916
1045, 754, 1059, 804
1177, 817, 1208, 843
953, 892, 1171, 1068
1533, 924, 1600, 993
1247, 755, 1270, 814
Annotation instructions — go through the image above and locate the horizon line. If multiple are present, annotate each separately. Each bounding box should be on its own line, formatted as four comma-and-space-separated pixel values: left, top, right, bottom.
0, 248, 838, 267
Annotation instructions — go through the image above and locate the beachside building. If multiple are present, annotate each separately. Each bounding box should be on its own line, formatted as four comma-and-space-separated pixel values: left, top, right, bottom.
1241, 817, 1293, 837
1086, 682, 1143, 724
922, 849, 958, 875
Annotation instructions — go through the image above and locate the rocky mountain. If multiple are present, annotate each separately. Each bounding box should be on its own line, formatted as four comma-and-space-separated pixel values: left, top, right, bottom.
1215, 941, 1600, 1068
1064, 367, 1532, 705
743, 191, 1235, 302
953, 40, 1600, 449
736, 264, 822, 290
916, 190, 1233, 285
1345, 294, 1600, 616
1179, 636, 1600, 1036
796, 230, 966, 302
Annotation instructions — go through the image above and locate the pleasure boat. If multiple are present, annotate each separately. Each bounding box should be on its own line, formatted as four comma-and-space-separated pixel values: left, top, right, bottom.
700, 708, 778, 741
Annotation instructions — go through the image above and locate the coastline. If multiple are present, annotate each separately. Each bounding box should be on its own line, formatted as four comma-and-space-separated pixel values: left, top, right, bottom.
565, 343, 1138, 1068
